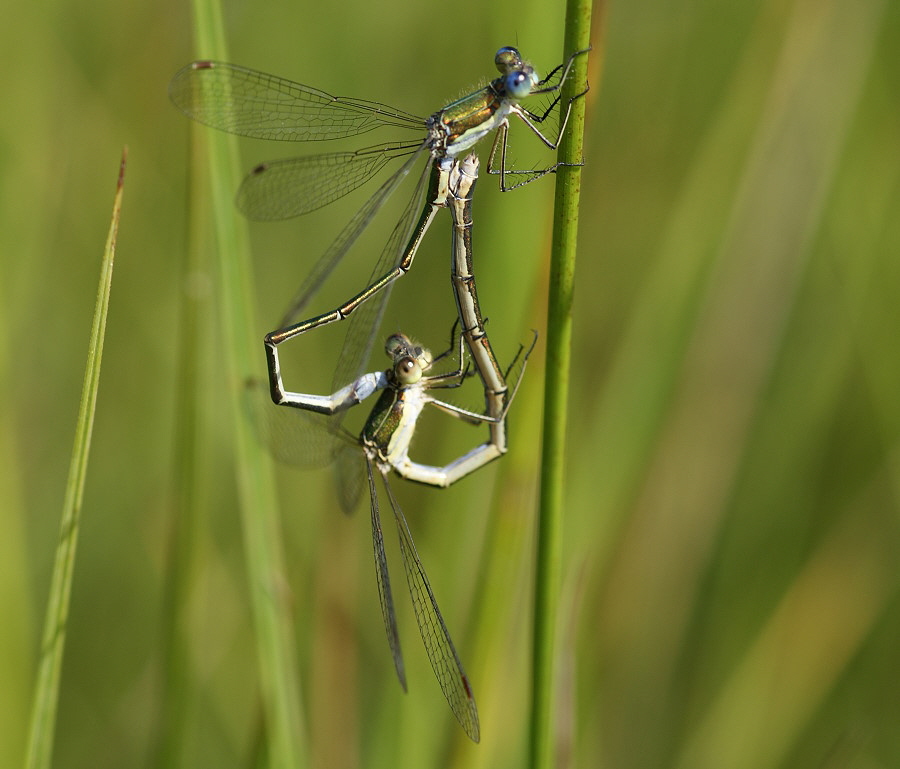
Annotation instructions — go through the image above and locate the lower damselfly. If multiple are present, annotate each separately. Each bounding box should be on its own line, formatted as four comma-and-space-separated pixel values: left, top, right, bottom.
170, 46, 589, 388
254, 325, 534, 742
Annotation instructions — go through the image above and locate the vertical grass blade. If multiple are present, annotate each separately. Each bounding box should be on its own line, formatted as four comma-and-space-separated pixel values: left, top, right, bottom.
531, 2, 598, 767
24, 147, 127, 769
154, 112, 215, 769
184, 2, 307, 767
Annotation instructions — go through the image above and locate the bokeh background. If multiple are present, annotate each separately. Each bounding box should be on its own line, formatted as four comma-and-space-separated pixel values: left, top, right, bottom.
2, 0, 899, 767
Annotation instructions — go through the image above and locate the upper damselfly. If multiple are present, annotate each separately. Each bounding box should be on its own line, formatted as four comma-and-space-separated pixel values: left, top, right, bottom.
170, 47, 588, 390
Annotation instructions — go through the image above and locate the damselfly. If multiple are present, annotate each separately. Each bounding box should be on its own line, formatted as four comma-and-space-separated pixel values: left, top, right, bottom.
255, 325, 535, 741
170, 46, 588, 390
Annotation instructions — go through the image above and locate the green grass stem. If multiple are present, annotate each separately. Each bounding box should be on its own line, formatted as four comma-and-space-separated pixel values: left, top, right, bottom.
185, 2, 308, 767
530, 2, 597, 767
154, 113, 215, 769
23, 148, 126, 769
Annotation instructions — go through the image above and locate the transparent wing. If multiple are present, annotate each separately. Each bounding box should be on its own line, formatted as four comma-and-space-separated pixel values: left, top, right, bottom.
276, 146, 428, 330
236, 143, 421, 221
366, 458, 407, 691
334, 443, 367, 514
246, 378, 370, 521
381, 476, 480, 742
242, 378, 343, 468
169, 61, 424, 141
329, 155, 435, 394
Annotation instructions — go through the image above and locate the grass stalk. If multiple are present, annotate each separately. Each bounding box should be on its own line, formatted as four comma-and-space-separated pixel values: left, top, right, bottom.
530, 2, 596, 767
185, 1, 307, 767
154, 115, 214, 769
23, 148, 126, 769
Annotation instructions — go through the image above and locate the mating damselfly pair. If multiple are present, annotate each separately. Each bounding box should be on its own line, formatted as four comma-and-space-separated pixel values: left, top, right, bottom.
170, 44, 589, 742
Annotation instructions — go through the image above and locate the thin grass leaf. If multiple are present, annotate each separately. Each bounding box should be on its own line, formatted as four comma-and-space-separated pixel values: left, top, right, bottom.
24, 147, 126, 769
531, 2, 598, 767
186, 1, 308, 767
154, 113, 216, 769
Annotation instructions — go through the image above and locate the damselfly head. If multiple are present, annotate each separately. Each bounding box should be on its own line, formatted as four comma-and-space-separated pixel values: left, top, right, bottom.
384, 333, 431, 383
494, 47, 538, 99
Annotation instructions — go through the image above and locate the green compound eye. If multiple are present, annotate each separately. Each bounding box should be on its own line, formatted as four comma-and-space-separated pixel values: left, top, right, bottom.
495, 46, 522, 73
394, 356, 422, 385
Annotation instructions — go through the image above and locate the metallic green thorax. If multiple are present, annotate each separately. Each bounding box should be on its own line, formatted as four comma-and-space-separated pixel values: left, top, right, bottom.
362, 384, 405, 451
436, 86, 510, 155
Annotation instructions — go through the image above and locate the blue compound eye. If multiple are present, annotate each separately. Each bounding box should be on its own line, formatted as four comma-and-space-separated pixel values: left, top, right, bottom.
506, 71, 532, 99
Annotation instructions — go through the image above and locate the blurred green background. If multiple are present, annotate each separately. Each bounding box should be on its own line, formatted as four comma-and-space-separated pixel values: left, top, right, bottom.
2, 0, 899, 767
